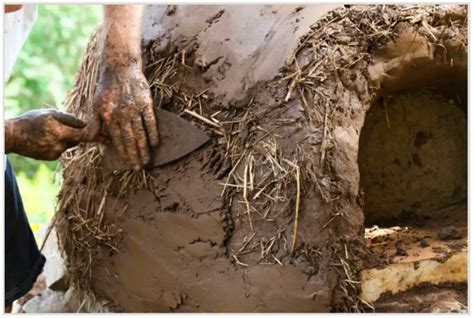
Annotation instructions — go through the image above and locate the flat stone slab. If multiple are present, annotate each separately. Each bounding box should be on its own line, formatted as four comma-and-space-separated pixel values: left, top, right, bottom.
360, 203, 467, 305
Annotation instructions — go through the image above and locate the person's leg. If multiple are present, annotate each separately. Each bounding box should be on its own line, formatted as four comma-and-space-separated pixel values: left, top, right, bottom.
4, 157, 46, 309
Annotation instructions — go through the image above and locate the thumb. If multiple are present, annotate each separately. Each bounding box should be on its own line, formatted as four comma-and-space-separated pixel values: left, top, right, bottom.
84, 111, 103, 142
52, 111, 87, 129
59, 126, 88, 145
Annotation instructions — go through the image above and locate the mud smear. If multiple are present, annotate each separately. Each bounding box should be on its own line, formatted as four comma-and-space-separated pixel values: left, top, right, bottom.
94, 5, 341, 312
141, 4, 340, 105
56, 4, 467, 313
92, 147, 336, 312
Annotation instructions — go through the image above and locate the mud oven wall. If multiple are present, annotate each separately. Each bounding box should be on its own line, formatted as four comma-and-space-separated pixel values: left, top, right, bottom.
358, 42, 467, 225
57, 5, 467, 313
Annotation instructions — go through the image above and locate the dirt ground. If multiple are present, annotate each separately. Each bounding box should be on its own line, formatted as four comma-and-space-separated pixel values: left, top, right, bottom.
54, 4, 467, 313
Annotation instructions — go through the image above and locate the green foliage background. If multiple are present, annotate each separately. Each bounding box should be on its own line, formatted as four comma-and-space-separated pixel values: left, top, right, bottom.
5, 5, 100, 237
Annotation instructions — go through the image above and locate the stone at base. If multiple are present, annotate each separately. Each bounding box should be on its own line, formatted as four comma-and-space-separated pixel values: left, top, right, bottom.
22, 289, 67, 313
39, 224, 68, 291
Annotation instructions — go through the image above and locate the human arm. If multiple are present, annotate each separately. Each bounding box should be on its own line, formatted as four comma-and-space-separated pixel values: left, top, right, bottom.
5, 5, 23, 13
88, 5, 159, 170
5, 109, 87, 160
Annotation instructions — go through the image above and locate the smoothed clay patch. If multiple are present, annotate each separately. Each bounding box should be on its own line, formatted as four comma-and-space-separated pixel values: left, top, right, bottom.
92, 213, 334, 312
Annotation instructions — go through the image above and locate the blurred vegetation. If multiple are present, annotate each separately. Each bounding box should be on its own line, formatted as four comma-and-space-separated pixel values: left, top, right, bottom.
5, 5, 100, 238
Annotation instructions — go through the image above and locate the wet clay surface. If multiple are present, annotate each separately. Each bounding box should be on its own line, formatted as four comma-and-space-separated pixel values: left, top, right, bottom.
141, 4, 339, 105
92, 146, 336, 312
87, 5, 343, 313
57, 4, 467, 313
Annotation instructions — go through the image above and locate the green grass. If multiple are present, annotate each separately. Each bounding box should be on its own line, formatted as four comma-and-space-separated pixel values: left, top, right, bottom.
14, 163, 61, 239
5, 5, 100, 239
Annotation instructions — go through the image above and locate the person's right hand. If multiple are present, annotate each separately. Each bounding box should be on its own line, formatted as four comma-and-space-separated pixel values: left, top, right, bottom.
87, 64, 159, 170
5, 109, 87, 160
85, 5, 159, 171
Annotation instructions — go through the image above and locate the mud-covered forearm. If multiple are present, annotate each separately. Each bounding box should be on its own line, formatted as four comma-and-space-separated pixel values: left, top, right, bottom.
5, 119, 18, 154
102, 5, 143, 71
91, 4, 158, 170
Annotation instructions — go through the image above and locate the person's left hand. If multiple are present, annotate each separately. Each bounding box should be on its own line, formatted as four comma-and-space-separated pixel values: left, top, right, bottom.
87, 63, 159, 170
5, 109, 88, 160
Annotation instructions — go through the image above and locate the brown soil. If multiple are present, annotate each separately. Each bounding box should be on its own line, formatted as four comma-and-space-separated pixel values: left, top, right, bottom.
55, 4, 467, 313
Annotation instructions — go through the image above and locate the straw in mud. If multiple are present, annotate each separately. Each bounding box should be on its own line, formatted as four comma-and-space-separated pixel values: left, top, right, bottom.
54, 4, 467, 312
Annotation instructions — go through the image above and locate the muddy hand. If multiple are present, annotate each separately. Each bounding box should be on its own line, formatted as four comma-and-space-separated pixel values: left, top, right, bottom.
84, 111, 110, 144
5, 109, 88, 160
90, 64, 159, 171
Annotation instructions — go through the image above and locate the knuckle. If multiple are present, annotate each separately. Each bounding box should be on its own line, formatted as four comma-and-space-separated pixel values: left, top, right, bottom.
144, 113, 157, 125
138, 138, 147, 147
117, 107, 132, 119
110, 112, 124, 124
92, 95, 105, 108
144, 94, 153, 105
123, 138, 134, 147
141, 151, 150, 159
